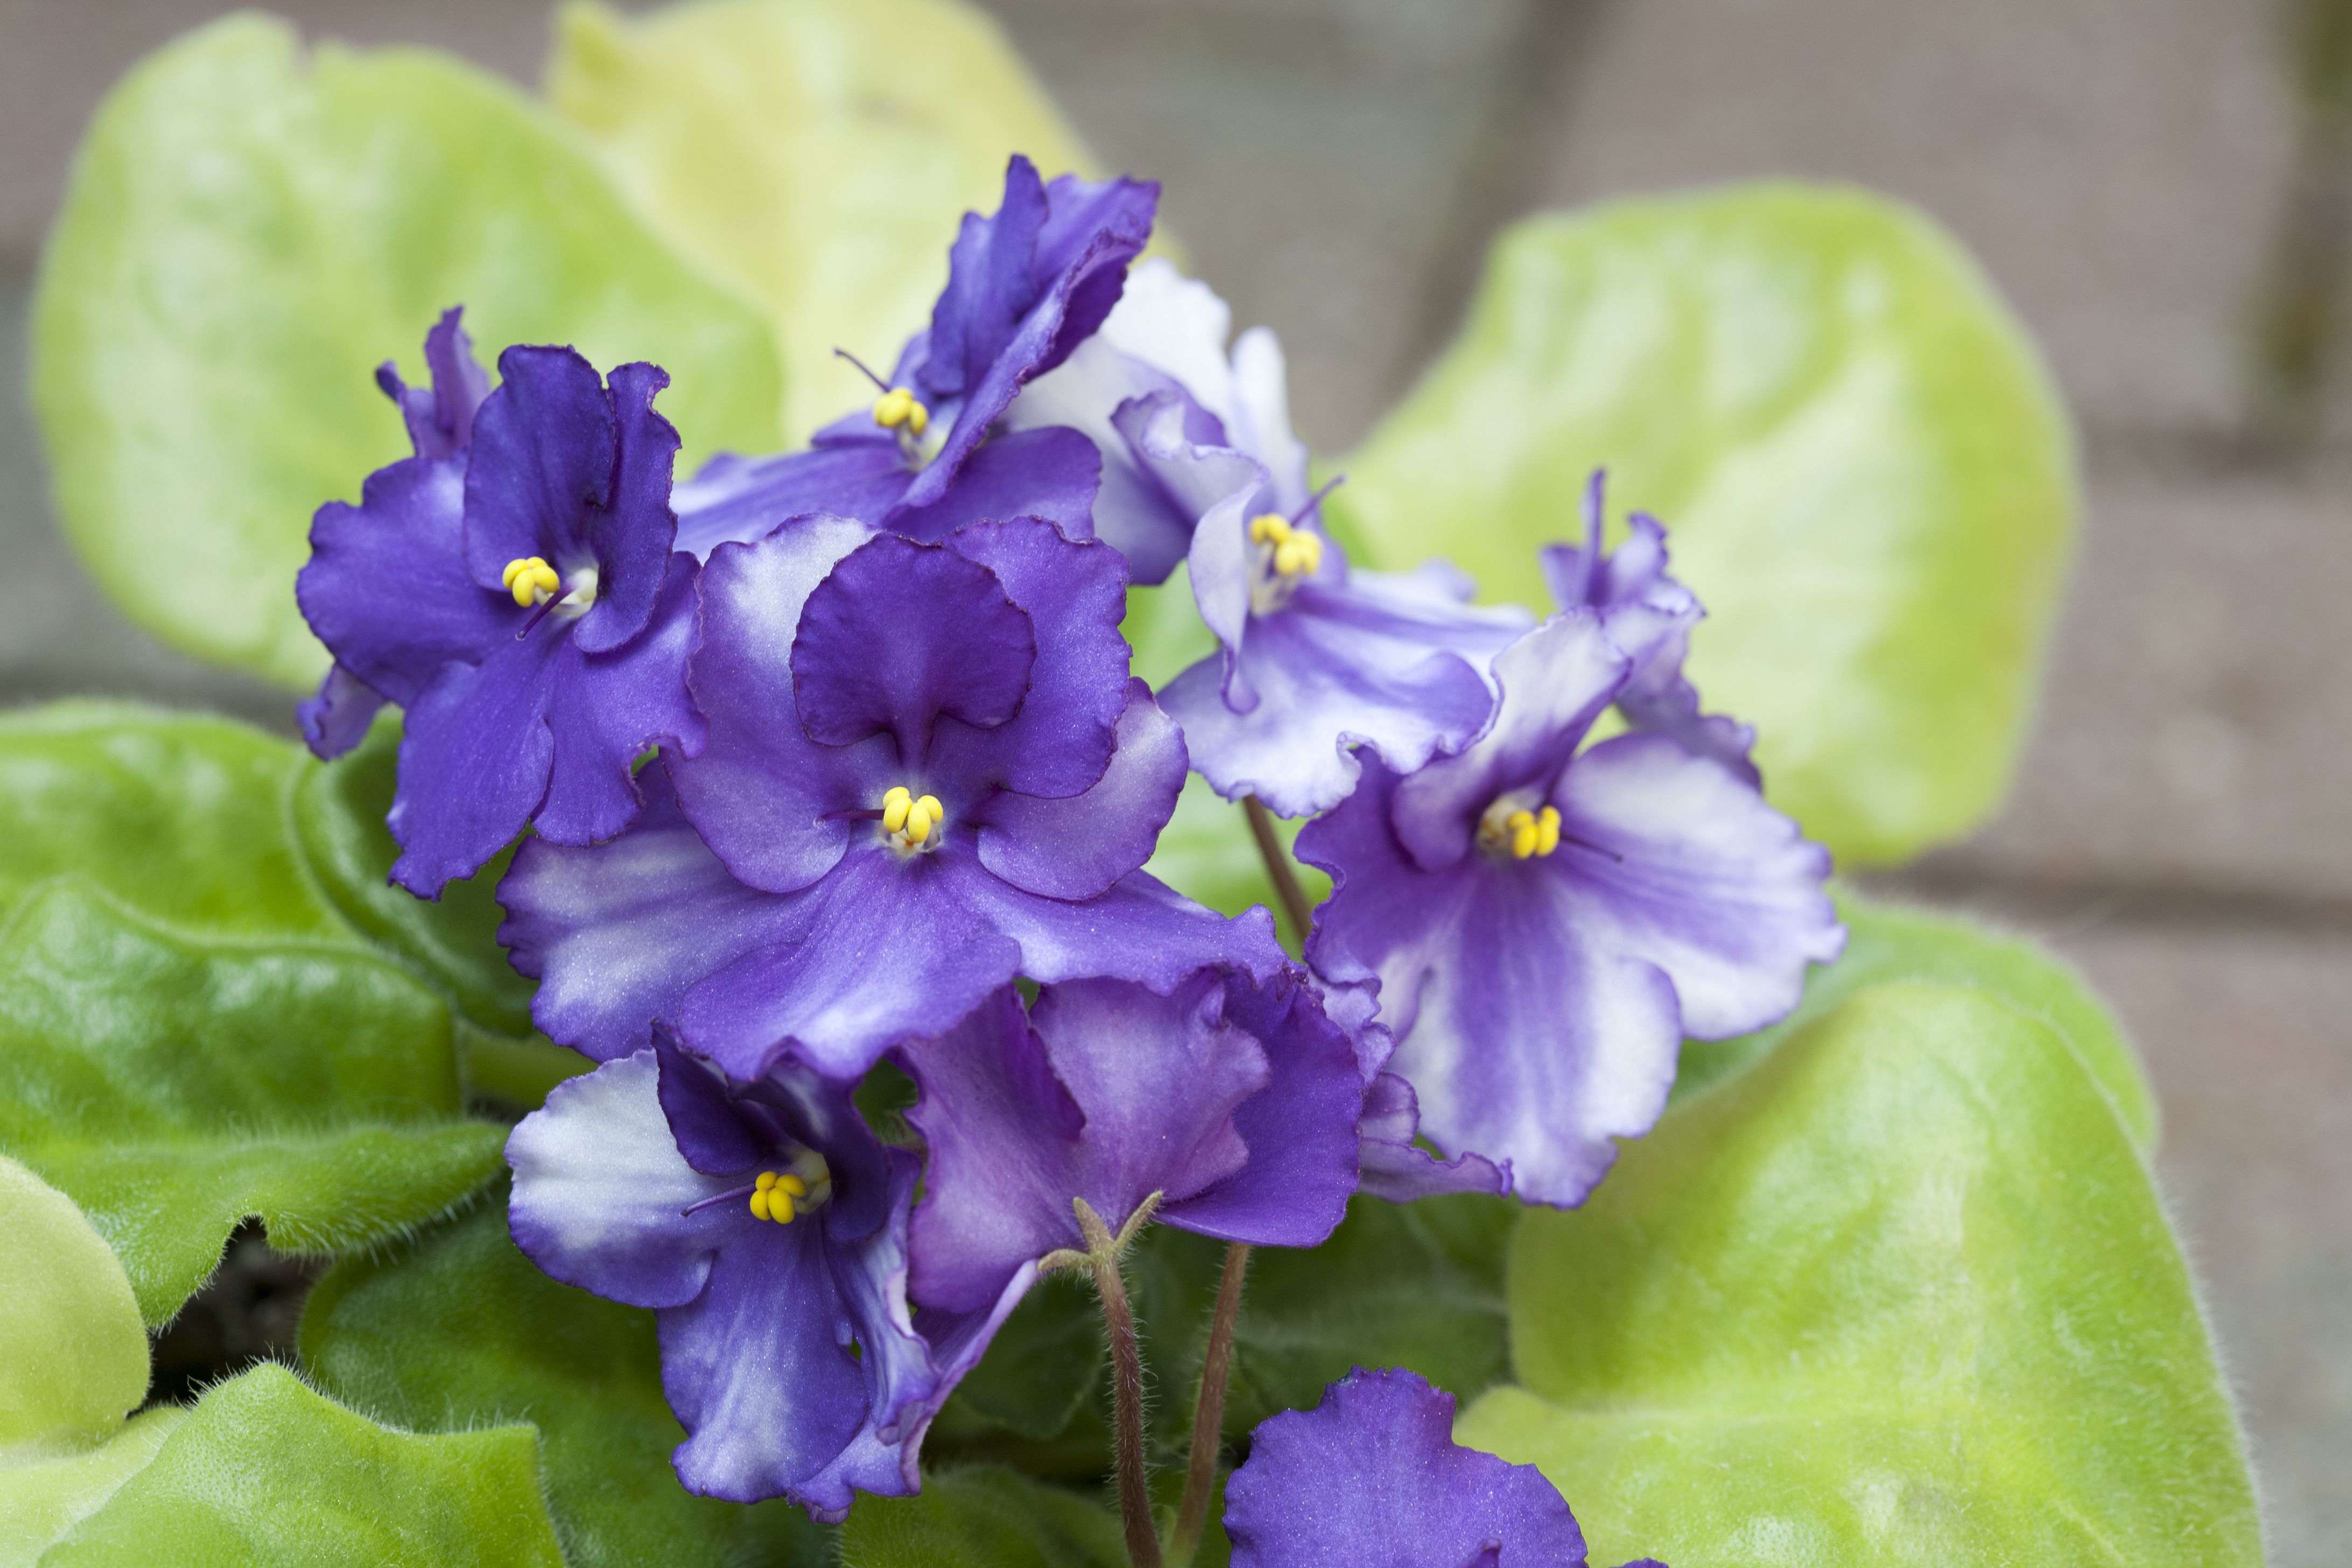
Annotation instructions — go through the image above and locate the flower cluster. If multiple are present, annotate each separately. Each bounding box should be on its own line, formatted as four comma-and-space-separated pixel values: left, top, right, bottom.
297, 155, 1837, 1530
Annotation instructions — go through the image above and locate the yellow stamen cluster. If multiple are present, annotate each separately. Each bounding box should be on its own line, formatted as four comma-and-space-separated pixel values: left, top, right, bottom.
1504, 806, 1563, 860
748, 1170, 808, 1224
882, 785, 946, 849
501, 556, 562, 608
1249, 514, 1324, 578
872, 387, 931, 437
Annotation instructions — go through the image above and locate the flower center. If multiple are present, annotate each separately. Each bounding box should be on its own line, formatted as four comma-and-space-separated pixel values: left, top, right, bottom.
872, 387, 940, 468
881, 785, 946, 853
748, 1148, 836, 1222
1247, 513, 1324, 614
501, 556, 599, 619
1477, 794, 1562, 860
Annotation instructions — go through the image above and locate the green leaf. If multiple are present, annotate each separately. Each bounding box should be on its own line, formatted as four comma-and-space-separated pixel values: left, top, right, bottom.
547, 0, 1102, 444
37, 1364, 566, 1568
0, 1156, 184, 1566
838, 1467, 1125, 1568
0, 885, 507, 1324
300, 1195, 831, 1568
950, 1272, 1105, 1442
32, 13, 784, 689
1140, 776, 1328, 953
1333, 186, 2076, 866
290, 715, 538, 1039
1679, 889, 2159, 1151
1461, 981, 2260, 1567
0, 703, 346, 942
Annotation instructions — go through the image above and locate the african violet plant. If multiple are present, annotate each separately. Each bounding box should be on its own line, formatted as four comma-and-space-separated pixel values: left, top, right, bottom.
0, 3, 2263, 1566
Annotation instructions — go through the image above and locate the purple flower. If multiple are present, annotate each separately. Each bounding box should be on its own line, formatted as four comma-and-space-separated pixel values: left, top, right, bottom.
1223, 1367, 1664, 1568
506, 1038, 1023, 1518
498, 513, 1286, 1083
1297, 610, 1843, 1208
297, 318, 704, 897
1540, 472, 1756, 783
671, 157, 1156, 558
893, 968, 1367, 1314
1013, 264, 1531, 815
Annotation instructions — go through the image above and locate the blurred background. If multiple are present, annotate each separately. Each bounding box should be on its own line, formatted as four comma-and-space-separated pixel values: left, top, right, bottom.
1, 1, 2343, 1562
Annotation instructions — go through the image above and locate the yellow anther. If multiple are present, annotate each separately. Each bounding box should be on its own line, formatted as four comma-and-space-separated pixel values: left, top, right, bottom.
904, 801, 934, 844
1532, 806, 1562, 857
502, 556, 561, 608
775, 1173, 808, 1199
746, 1169, 806, 1224
881, 786, 912, 834
1249, 513, 1293, 545
754, 1171, 778, 1192
748, 1188, 770, 1220
872, 387, 929, 435
1273, 532, 1324, 578
916, 794, 943, 823
881, 786, 946, 851
768, 1191, 797, 1223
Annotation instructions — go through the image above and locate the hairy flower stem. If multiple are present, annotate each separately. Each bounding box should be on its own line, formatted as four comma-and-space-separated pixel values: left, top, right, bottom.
1063, 1197, 1164, 1568
1242, 796, 1315, 944
1168, 1241, 1252, 1565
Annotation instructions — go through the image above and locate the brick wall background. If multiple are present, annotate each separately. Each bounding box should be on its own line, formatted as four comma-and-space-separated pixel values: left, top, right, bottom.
2, 2, 2342, 1559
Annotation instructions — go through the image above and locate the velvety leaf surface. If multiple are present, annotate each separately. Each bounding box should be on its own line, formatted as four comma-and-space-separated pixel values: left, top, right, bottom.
37, 1365, 565, 1568
300, 1195, 832, 1568
1678, 889, 2158, 1150
0, 885, 507, 1324
838, 1467, 1125, 1568
547, 0, 1100, 443
32, 12, 783, 688
0, 1411, 184, 1568
0, 703, 344, 941
1462, 981, 2260, 1567
1332, 186, 2076, 866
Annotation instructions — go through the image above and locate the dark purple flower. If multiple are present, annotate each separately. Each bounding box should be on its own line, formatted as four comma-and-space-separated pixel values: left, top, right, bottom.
298, 323, 705, 897
671, 157, 1154, 558
1223, 1368, 1664, 1568
893, 968, 1367, 1314
1540, 472, 1756, 783
506, 1038, 1023, 1518
1297, 611, 1843, 1208
498, 513, 1285, 1083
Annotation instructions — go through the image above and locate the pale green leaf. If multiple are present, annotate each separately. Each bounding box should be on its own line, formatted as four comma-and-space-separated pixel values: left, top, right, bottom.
300, 1196, 831, 1568
1334, 186, 2076, 865
1461, 981, 2260, 1567
37, 1364, 565, 1568
546, 0, 1101, 443
32, 12, 784, 688
1679, 889, 2159, 1151
838, 1467, 1124, 1568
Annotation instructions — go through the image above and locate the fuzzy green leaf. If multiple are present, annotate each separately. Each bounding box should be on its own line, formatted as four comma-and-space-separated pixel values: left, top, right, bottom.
1679, 890, 2159, 1150
838, 1467, 1125, 1568
547, 0, 1100, 444
1334, 186, 2076, 866
36, 1365, 565, 1568
32, 12, 783, 688
300, 1196, 831, 1568
1462, 981, 2260, 1567
0, 886, 506, 1324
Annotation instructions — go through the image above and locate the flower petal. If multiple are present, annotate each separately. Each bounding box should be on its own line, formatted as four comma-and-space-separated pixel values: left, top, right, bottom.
672, 441, 911, 560
974, 681, 1185, 901
387, 633, 560, 897
888, 425, 1102, 548
506, 1051, 733, 1310
952, 865, 1290, 995
1354, 1072, 1508, 1203
296, 663, 386, 760
536, 551, 707, 845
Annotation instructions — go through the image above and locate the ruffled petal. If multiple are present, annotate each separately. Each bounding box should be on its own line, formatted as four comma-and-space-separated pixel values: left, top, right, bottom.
676, 845, 1025, 1082
1354, 1073, 1507, 1203
462, 345, 619, 582
536, 551, 707, 845
673, 442, 911, 560
929, 517, 1135, 800
1163, 565, 1528, 818
887, 425, 1102, 548
673, 514, 882, 894
953, 866, 1290, 994
1388, 611, 1626, 872
1550, 734, 1843, 1038
661, 1217, 871, 1506
374, 306, 490, 461
1004, 338, 1205, 584
653, 1035, 768, 1177
1223, 1368, 1587, 1568
790, 533, 1037, 756
500, 768, 805, 1062
297, 663, 386, 760
574, 359, 684, 655
387, 634, 561, 897
973, 681, 1185, 901
1126, 392, 1273, 660
506, 1051, 733, 1310
297, 455, 505, 706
